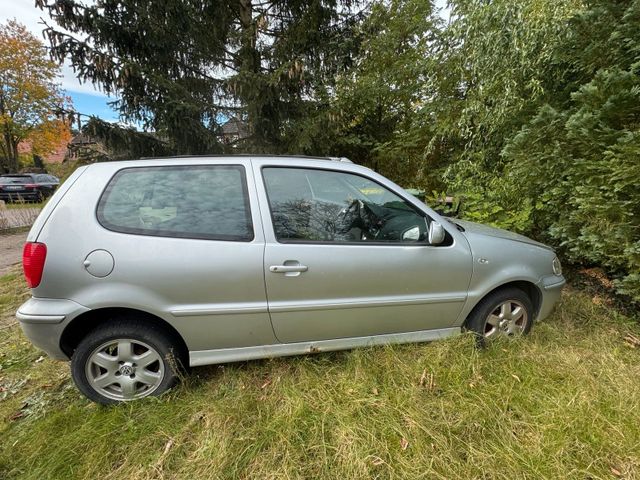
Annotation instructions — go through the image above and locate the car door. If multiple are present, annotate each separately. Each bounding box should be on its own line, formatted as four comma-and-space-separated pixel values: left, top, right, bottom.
47, 175, 60, 195
41, 175, 54, 195
34, 174, 49, 196
254, 160, 473, 344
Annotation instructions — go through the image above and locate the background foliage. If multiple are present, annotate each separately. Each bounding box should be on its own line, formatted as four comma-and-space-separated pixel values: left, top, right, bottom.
0, 21, 70, 173
35, 0, 640, 302
429, 0, 640, 303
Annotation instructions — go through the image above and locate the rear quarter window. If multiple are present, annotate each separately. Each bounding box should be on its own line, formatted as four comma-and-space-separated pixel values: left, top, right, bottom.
97, 165, 254, 241
0, 176, 31, 184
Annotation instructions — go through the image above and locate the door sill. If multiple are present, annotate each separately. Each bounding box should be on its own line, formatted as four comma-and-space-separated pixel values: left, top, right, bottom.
189, 327, 460, 367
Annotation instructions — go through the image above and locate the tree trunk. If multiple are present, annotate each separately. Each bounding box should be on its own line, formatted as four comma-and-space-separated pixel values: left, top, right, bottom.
1, 131, 19, 173
237, 0, 280, 151
0, 92, 19, 172
9, 136, 19, 172
238, 0, 259, 140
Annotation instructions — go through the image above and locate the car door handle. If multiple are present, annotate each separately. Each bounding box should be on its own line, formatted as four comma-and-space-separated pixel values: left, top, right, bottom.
269, 265, 308, 273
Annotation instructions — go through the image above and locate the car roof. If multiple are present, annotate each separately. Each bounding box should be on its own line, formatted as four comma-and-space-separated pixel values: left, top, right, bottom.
138, 154, 352, 163
84, 155, 374, 178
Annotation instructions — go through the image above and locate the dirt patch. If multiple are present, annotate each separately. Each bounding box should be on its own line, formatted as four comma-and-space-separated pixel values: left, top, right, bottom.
0, 231, 27, 276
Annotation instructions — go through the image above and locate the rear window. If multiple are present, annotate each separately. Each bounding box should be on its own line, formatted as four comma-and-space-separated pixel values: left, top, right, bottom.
97, 165, 254, 241
0, 176, 32, 184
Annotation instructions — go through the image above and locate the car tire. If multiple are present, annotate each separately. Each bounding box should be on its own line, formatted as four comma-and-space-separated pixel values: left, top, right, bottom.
70, 319, 184, 405
465, 287, 534, 345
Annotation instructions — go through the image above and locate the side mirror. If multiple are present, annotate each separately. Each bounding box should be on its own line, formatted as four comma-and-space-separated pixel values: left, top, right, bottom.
428, 221, 445, 245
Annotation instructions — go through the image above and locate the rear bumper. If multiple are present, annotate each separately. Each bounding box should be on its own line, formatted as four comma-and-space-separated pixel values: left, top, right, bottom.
536, 275, 566, 321
17, 297, 89, 360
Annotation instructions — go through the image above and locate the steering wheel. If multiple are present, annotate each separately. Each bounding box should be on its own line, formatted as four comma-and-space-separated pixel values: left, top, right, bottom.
336, 199, 381, 241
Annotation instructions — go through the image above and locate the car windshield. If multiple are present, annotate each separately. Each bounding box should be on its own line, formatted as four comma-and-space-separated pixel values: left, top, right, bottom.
0, 176, 32, 184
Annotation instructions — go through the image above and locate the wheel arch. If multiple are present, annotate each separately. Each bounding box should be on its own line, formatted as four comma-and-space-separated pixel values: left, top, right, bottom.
59, 307, 189, 362
465, 280, 542, 323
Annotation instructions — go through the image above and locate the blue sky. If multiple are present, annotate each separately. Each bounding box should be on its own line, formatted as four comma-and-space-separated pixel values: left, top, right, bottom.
2, 0, 450, 123
1, 0, 122, 122
69, 92, 120, 122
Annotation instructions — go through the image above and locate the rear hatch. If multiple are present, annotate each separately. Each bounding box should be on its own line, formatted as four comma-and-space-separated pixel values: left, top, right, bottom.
0, 175, 35, 194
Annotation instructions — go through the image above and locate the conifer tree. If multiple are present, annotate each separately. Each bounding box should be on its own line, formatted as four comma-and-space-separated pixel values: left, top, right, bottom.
36, 0, 361, 154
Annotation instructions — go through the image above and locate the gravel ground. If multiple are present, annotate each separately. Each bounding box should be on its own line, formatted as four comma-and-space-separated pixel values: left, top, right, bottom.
0, 206, 39, 277
0, 231, 27, 277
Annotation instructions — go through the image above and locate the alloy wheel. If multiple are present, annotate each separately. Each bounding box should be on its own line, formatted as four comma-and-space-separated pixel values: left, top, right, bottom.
85, 338, 165, 401
484, 300, 528, 339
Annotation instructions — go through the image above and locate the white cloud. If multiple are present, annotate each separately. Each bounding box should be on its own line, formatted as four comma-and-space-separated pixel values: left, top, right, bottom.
60, 60, 111, 97
0, 0, 108, 97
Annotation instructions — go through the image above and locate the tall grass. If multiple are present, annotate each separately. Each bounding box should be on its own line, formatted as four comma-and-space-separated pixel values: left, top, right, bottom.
0, 201, 41, 231
0, 267, 638, 479
2, 200, 45, 211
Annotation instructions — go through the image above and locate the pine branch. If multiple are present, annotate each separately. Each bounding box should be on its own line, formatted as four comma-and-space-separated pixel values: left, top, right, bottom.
41, 22, 229, 85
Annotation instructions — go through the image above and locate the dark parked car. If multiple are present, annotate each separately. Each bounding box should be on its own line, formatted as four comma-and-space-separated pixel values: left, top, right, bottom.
0, 174, 59, 202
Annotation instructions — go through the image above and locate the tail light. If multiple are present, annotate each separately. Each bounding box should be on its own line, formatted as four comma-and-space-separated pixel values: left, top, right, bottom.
23, 242, 47, 288
24, 184, 37, 189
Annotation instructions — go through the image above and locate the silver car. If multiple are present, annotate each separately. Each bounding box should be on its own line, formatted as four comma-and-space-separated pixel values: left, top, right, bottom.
17, 156, 565, 404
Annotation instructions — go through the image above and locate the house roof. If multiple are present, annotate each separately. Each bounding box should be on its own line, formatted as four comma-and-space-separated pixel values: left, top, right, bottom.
220, 117, 248, 138
69, 133, 97, 145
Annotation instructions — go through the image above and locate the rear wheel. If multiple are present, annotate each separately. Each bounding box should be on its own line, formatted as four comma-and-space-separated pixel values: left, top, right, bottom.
465, 287, 533, 345
71, 320, 183, 404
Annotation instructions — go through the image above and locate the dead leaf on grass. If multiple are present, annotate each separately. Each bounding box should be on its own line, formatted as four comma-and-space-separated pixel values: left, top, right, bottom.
162, 438, 174, 456
400, 437, 409, 451
419, 369, 436, 391
8, 402, 28, 421
623, 334, 640, 348
8, 411, 24, 421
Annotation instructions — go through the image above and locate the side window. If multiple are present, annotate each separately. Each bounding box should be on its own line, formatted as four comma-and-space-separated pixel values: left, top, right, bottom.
97, 165, 253, 241
263, 167, 428, 243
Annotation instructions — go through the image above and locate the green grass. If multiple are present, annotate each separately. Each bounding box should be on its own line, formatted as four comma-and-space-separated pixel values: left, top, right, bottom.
2, 200, 46, 210
0, 267, 639, 479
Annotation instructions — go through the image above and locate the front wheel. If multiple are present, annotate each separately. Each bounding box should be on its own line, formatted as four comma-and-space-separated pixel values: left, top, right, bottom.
465, 287, 534, 345
71, 320, 182, 404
